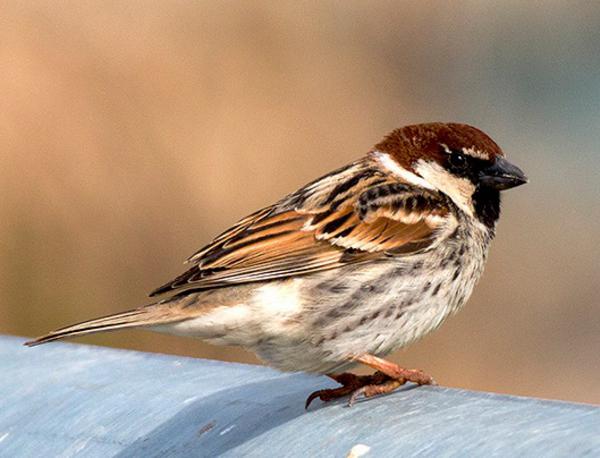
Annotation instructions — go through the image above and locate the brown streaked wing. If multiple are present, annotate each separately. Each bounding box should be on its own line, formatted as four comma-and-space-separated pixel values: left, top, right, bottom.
150, 163, 449, 296
185, 206, 274, 264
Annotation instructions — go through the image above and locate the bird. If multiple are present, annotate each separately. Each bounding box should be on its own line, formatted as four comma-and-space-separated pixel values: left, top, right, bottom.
26, 122, 527, 407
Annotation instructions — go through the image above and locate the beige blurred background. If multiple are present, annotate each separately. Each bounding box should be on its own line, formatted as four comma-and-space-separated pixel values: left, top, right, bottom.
1, 1, 599, 404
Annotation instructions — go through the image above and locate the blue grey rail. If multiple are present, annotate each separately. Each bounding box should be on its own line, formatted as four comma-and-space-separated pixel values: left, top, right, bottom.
0, 334, 598, 457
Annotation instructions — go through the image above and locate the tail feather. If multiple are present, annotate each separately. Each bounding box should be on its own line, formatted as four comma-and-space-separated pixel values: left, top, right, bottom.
24, 303, 182, 347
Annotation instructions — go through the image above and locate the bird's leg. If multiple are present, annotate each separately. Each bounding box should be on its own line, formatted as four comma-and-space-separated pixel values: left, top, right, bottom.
305, 355, 436, 409
305, 371, 389, 409
348, 354, 436, 405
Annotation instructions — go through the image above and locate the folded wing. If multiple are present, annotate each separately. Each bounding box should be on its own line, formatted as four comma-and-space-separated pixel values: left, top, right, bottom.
150, 160, 450, 296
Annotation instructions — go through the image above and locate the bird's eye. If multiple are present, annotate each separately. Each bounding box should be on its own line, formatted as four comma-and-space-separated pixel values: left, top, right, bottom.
449, 151, 467, 169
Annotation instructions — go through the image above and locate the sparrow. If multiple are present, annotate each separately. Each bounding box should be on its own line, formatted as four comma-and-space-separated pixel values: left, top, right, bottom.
26, 123, 527, 407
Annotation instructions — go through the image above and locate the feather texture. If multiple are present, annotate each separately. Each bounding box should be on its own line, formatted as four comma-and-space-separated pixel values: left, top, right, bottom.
150, 158, 451, 296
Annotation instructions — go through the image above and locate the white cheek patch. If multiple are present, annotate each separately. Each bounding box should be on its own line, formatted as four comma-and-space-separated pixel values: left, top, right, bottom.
415, 160, 475, 216
372, 151, 435, 190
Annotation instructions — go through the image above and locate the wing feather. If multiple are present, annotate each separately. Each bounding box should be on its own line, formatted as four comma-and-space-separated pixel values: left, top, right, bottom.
150, 159, 451, 296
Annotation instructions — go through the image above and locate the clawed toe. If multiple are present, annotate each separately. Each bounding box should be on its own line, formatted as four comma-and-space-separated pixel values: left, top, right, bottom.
305, 387, 350, 409
348, 379, 404, 406
305, 372, 368, 409
305, 371, 397, 409
305, 361, 436, 408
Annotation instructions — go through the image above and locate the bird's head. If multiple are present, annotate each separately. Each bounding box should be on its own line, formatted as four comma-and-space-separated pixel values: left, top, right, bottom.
372, 122, 527, 226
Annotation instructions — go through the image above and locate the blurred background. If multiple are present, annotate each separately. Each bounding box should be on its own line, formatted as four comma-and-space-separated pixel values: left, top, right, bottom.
1, 1, 599, 404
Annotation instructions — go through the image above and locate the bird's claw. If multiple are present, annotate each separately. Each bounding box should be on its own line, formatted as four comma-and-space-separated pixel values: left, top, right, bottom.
305, 367, 436, 409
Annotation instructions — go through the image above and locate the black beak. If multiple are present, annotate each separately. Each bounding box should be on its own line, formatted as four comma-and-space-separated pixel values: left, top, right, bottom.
479, 157, 528, 190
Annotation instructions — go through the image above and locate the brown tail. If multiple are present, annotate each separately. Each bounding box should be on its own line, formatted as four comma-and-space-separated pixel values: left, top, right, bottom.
24, 302, 184, 347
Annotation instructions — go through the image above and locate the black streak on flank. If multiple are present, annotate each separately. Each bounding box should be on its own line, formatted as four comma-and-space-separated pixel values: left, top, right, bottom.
392, 266, 405, 275
440, 257, 450, 269
328, 284, 349, 294
326, 308, 342, 319
411, 261, 424, 272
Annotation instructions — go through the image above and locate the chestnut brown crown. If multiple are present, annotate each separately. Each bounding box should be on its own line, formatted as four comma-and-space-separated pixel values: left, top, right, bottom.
374, 122, 503, 171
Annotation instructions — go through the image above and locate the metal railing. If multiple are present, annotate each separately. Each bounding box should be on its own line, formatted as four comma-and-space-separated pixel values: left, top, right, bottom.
1, 334, 598, 457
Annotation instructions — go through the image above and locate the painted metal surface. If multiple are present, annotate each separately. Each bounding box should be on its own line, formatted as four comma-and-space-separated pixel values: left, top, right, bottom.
0, 334, 598, 457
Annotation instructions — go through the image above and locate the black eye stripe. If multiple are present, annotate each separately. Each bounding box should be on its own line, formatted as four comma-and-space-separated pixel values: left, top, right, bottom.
440, 145, 494, 179
449, 151, 467, 168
